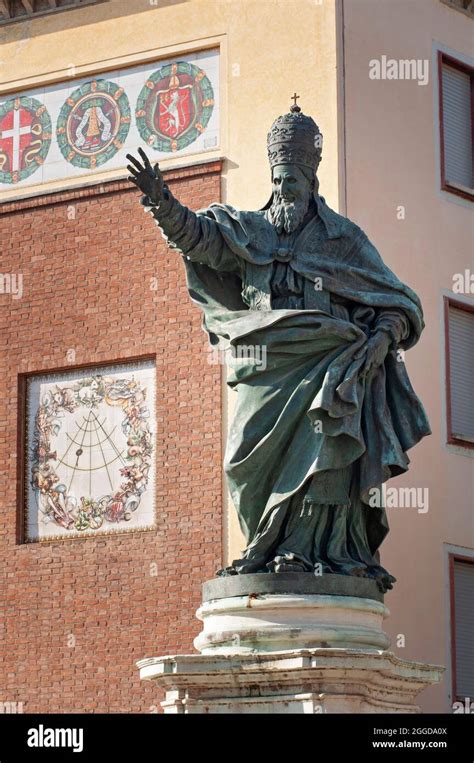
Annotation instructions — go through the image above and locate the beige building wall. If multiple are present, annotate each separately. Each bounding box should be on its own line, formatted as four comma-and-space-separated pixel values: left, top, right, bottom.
0, 0, 342, 207
343, 0, 473, 712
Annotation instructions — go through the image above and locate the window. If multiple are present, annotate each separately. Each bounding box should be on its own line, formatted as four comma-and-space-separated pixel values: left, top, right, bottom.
0, 0, 106, 25
450, 555, 474, 702
445, 298, 474, 448
438, 52, 474, 201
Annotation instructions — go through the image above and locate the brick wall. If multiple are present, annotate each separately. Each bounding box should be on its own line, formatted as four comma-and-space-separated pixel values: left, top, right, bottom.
0, 161, 223, 712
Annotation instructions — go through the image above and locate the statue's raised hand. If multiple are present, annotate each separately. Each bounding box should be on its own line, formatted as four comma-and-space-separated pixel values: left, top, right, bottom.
127, 148, 165, 203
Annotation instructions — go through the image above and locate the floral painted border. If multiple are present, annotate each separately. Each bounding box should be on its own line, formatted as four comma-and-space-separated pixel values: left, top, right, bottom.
25, 362, 156, 542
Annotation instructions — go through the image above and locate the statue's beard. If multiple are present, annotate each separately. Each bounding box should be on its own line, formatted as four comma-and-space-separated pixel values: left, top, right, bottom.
267, 191, 311, 234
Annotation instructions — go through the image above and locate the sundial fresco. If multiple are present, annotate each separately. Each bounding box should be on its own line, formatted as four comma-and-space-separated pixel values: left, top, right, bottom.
25, 361, 156, 541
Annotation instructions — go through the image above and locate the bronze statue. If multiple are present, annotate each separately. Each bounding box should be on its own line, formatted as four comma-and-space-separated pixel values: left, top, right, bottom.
127, 102, 431, 592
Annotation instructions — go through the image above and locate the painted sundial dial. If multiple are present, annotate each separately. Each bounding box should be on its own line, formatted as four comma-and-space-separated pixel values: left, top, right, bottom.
56, 79, 131, 169
25, 361, 156, 542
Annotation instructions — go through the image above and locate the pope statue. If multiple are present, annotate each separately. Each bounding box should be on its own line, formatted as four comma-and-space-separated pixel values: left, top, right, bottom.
127, 102, 431, 592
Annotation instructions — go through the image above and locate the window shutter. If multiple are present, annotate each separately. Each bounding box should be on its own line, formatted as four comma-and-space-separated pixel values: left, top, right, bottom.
442, 63, 473, 189
448, 306, 474, 442
454, 561, 474, 699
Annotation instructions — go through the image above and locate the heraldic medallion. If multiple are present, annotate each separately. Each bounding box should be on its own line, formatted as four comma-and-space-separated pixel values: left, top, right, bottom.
0, 96, 52, 184
56, 79, 131, 169
135, 61, 214, 153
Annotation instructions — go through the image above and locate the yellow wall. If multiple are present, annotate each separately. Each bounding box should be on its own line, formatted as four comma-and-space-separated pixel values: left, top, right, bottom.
0, 0, 342, 209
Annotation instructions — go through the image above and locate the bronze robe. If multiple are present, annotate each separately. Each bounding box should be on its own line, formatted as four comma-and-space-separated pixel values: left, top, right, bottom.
142, 191, 431, 585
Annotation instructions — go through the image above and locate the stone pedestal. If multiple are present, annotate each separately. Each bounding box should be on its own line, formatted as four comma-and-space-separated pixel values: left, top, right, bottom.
137, 574, 443, 713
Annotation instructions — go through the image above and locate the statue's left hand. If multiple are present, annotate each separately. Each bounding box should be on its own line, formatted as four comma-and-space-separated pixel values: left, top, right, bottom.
357, 331, 392, 376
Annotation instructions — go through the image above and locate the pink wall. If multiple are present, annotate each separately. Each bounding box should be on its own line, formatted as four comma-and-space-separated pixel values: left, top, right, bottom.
343, 0, 473, 712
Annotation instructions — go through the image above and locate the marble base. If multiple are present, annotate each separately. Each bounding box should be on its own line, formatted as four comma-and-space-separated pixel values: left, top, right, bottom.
138, 574, 443, 713
138, 648, 443, 714
195, 573, 389, 653
194, 592, 390, 653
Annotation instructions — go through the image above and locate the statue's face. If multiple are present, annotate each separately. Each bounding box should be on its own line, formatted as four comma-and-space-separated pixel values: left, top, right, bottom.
268, 163, 313, 234
271, 164, 312, 203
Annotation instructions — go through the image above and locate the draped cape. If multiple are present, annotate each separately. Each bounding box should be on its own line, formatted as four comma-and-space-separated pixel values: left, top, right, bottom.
182, 200, 431, 554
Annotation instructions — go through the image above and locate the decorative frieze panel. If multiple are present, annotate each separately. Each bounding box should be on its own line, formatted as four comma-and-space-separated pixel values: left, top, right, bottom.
0, 49, 219, 194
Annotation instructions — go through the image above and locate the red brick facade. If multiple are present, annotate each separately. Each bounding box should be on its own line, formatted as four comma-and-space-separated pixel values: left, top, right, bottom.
0, 161, 224, 712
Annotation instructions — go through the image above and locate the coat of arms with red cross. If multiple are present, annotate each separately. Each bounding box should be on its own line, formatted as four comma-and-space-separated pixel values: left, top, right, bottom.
0, 96, 51, 184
